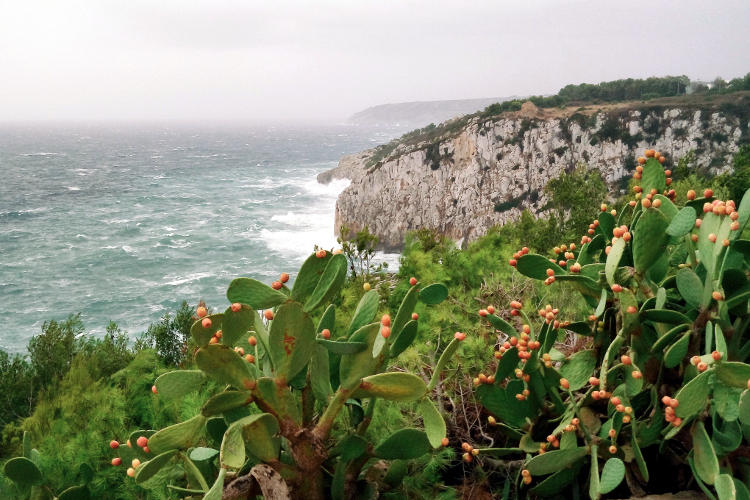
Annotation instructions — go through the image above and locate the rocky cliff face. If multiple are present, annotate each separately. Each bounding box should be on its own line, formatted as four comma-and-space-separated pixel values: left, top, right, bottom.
323, 94, 750, 250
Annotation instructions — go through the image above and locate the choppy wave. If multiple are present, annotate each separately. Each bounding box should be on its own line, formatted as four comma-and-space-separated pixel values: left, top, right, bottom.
19, 152, 64, 157
0, 124, 399, 352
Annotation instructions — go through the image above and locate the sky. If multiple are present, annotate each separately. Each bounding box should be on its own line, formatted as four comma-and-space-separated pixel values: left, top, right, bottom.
0, 0, 748, 123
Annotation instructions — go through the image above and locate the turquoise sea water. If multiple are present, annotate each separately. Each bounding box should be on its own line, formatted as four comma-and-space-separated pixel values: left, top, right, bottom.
0, 123, 397, 352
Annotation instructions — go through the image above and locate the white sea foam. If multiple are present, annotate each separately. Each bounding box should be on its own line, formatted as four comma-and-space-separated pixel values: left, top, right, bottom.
154, 239, 191, 249
163, 272, 213, 286
260, 177, 350, 259
301, 178, 350, 197
259, 226, 338, 258
270, 211, 328, 227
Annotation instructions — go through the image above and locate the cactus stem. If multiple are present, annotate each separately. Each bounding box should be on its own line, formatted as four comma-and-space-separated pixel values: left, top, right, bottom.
356, 397, 377, 435
314, 387, 353, 440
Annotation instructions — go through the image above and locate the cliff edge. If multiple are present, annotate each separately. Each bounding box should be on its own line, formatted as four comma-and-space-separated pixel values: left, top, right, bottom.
323, 92, 750, 251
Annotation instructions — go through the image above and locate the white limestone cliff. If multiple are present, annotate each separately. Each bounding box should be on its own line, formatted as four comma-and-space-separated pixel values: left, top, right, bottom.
322, 100, 748, 250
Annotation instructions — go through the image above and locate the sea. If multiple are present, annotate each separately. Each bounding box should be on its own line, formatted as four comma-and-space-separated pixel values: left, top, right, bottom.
0, 123, 401, 353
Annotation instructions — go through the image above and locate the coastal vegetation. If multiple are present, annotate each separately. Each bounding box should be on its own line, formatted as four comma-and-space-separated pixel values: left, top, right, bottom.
365, 74, 750, 169
1, 144, 750, 498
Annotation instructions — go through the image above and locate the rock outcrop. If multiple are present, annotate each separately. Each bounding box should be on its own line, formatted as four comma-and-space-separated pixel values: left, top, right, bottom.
323, 93, 750, 250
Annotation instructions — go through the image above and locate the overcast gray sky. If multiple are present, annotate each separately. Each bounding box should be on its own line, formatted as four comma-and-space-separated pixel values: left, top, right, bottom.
1, 0, 748, 122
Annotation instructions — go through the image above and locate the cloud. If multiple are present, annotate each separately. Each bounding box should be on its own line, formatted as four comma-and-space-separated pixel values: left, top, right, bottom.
0, 0, 748, 121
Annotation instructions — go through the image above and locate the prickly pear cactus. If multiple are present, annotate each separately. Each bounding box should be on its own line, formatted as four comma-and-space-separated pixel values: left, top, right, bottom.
469, 150, 750, 498
112, 251, 461, 499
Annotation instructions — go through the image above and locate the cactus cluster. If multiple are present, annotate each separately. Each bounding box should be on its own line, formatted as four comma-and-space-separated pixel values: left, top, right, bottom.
471, 150, 750, 498
3, 431, 93, 499
110, 251, 459, 499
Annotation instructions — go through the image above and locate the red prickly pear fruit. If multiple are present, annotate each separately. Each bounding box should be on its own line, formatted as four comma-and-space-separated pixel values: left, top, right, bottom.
315, 249, 327, 258
509, 258, 517, 267
381, 314, 391, 327
110, 440, 120, 449
196, 306, 207, 318
611, 284, 623, 293
560, 378, 570, 389
248, 336, 257, 346
136, 436, 148, 448
380, 326, 391, 338
487, 305, 495, 314
143, 446, 150, 453
151, 385, 158, 394
112, 457, 122, 466
320, 329, 331, 339
411, 313, 419, 320
201, 317, 212, 328
231, 303, 242, 312
126, 439, 132, 448
454, 332, 466, 341
409, 277, 417, 286
264, 309, 274, 320
132, 459, 141, 468
272, 281, 282, 290
712, 351, 722, 361
126, 467, 135, 477
280, 272, 290, 283
704, 189, 713, 198
712, 291, 724, 301
621, 355, 632, 365
478, 309, 488, 317
209, 337, 218, 344
441, 437, 449, 447
244, 354, 255, 363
